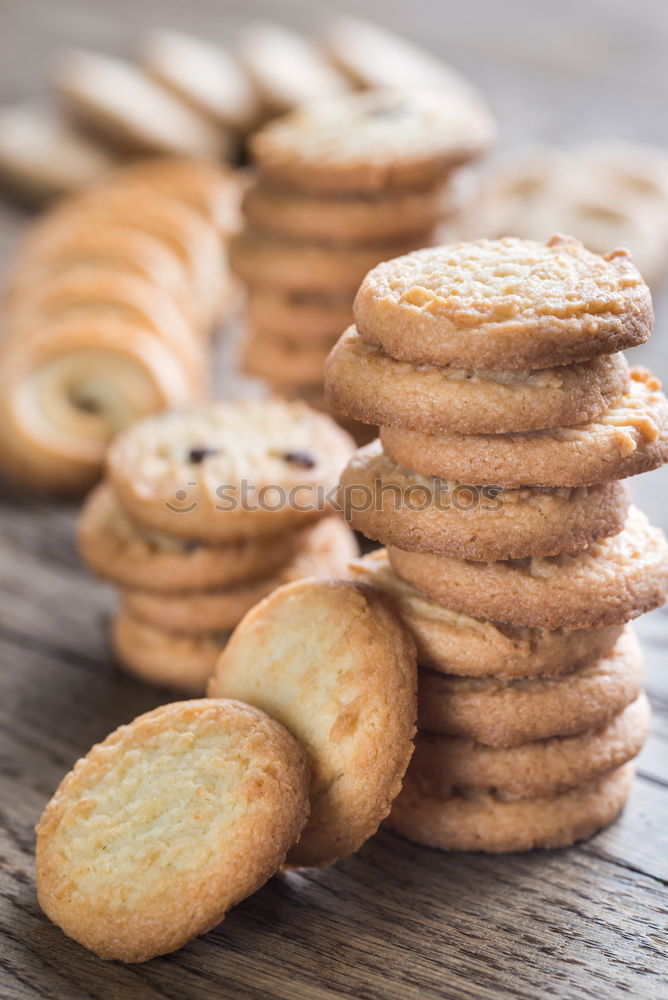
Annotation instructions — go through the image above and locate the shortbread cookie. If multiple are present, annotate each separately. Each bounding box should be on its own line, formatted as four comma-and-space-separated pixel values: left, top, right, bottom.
251, 89, 495, 195
247, 288, 353, 345
79, 482, 305, 592
387, 762, 634, 852
53, 49, 227, 159
350, 550, 623, 678
0, 103, 114, 201
112, 612, 226, 693
121, 517, 359, 633
380, 368, 668, 487
417, 626, 643, 746
243, 179, 456, 245
107, 400, 354, 540
36, 700, 309, 961
237, 22, 348, 114
340, 440, 629, 560
411, 693, 650, 800
230, 229, 432, 294
208, 578, 417, 867
353, 236, 652, 369
142, 30, 260, 131
325, 327, 630, 434
241, 331, 331, 387
388, 506, 668, 628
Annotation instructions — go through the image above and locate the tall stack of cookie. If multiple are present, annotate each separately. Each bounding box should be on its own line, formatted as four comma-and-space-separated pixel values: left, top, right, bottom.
230, 89, 495, 433
79, 399, 357, 694
326, 235, 668, 853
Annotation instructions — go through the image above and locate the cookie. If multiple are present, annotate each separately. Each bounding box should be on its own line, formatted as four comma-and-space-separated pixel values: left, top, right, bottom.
349, 550, 623, 678
141, 30, 260, 132
241, 330, 331, 387
247, 288, 353, 345
112, 612, 226, 693
230, 229, 432, 295
0, 317, 193, 495
208, 578, 417, 867
0, 103, 114, 201
340, 440, 629, 560
53, 49, 228, 159
388, 505, 668, 629
120, 517, 359, 634
387, 762, 634, 852
417, 626, 643, 746
325, 326, 630, 434
250, 89, 495, 195
79, 481, 306, 592
237, 22, 348, 115
410, 693, 650, 800
353, 236, 652, 369
242, 178, 456, 245
380, 367, 668, 487
107, 400, 355, 541
35, 700, 309, 961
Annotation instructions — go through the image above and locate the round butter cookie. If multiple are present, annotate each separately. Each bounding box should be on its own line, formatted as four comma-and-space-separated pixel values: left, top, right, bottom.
411, 693, 650, 800
387, 762, 634, 853
208, 578, 417, 867
241, 330, 331, 388
339, 440, 629, 560
350, 550, 623, 678
381, 367, 668, 487
247, 288, 353, 345
417, 626, 643, 746
35, 699, 310, 962
353, 235, 652, 369
388, 506, 668, 629
325, 326, 630, 434
251, 89, 494, 195
107, 400, 354, 541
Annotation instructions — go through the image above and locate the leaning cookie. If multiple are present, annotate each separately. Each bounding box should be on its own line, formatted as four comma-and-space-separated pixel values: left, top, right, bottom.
35, 700, 310, 962
208, 578, 417, 867
387, 762, 634, 853
353, 236, 652, 369
350, 550, 623, 678
340, 440, 629, 560
388, 506, 668, 629
325, 327, 630, 434
410, 693, 650, 800
381, 367, 668, 487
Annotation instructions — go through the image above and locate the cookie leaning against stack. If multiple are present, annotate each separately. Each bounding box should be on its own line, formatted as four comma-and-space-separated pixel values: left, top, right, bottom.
231, 88, 495, 438
0, 158, 241, 495
78, 399, 358, 692
326, 234, 668, 852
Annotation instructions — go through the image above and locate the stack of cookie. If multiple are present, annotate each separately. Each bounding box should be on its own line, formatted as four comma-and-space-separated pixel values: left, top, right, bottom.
231, 89, 495, 430
79, 399, 357, 694
0, 158, 240, 495
326, 235, 668, 853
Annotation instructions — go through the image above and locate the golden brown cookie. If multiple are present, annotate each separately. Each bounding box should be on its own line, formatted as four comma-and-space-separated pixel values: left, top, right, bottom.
36, 699, 310, 961
417, 626, 643, 746
247, 288, 353, 345
388, 506, 668, 629
350, 550, 623, 678
325, 326, 630, 434
241, 329, 331, 388
107, 400, 354, 541
410, 693, 650, 799
380, 367, 668, 487
251, 89, 494, 194
387, 762, 634, 852
353, 236, 652, 369
340, 439, 629, 560
208, 578, 417, 867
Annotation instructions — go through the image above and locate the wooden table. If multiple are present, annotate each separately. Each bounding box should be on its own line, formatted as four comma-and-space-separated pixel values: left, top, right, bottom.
1, 1, 668, 997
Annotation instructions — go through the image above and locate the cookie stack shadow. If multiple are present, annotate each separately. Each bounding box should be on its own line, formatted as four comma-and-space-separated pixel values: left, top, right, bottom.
326, 234, 668, 853
229, 89, 495, 441
78, 399, 358, 694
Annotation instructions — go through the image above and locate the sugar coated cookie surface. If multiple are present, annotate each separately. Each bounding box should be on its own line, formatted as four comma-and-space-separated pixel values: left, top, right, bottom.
353, 236, 652, 369
35, 700, 310, 962
208, 578, 417, 867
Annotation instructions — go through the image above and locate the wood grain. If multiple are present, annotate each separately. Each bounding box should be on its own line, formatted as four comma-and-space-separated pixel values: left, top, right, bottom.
2, 1, 668, 997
